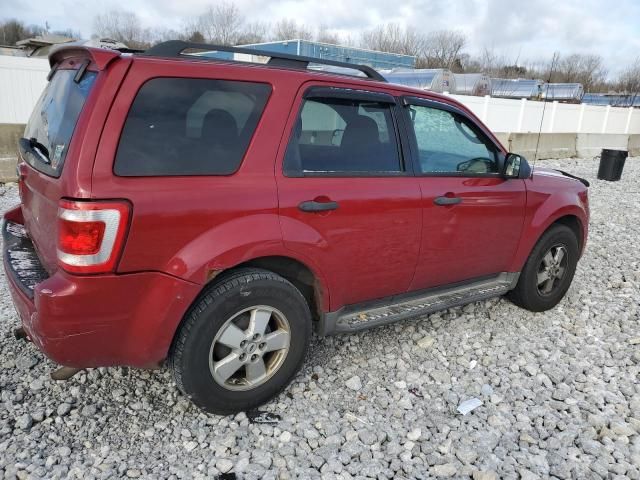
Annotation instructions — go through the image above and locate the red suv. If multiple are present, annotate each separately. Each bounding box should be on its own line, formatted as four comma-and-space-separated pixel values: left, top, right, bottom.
4, 41, 589, 414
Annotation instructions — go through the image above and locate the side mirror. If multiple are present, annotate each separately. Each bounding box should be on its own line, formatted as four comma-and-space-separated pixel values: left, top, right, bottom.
503, 153, 524, 178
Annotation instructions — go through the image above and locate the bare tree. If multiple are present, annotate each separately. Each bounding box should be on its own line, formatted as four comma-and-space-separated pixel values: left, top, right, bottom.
316, 25, 341, 45
615, 58, 640, 106
196, 2, 244, 45
421, 30, 467, 70
272, 19, 313, 41
236, 21, 270, 45
550, 54, 608, 91
0, 19, 48, 45
360, 24, 424, 57
92, 10, 151, 49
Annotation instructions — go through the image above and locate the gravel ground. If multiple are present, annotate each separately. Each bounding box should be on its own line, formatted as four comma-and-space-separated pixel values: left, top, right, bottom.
1, 157, 639, 480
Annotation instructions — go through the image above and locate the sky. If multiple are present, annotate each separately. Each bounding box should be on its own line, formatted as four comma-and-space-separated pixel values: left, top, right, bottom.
2, 0, 639, 77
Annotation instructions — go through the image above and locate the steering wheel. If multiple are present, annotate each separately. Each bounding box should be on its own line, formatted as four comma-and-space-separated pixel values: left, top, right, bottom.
457, 157, 493, 173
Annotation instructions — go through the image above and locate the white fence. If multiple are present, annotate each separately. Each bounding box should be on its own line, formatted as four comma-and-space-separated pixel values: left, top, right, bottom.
1, 55, 639, 136
0, 56, 49, 124
448, 94, 639, 135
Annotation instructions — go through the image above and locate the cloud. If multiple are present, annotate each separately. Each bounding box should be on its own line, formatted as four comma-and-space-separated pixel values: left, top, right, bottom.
1, 0, 637, 76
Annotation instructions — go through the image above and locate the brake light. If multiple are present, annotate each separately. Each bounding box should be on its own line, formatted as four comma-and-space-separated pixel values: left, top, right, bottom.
57, 200, 130, 273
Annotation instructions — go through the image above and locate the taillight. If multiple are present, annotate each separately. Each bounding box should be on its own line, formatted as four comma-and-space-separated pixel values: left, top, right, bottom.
57, 200, 130, 274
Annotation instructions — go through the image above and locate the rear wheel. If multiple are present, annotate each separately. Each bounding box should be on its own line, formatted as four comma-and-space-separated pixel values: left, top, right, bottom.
170, 268, 311, 415
508, 224, 579, 312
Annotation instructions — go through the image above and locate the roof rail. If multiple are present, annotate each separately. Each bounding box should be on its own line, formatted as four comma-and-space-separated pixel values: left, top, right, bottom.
142, 40, 386, 82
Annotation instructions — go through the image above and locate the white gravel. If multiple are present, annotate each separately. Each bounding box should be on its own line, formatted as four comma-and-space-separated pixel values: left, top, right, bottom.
1, 157, 639, 479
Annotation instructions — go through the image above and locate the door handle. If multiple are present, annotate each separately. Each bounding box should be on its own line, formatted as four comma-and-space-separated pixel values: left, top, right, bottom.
434, 196, 462, 206
298, 200, 339, 212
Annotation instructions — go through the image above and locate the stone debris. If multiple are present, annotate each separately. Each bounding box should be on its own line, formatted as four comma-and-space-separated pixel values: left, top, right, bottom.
1, 158, 640, 478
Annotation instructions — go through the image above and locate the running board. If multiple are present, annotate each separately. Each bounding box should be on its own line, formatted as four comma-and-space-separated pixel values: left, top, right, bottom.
318, 272, 519, 335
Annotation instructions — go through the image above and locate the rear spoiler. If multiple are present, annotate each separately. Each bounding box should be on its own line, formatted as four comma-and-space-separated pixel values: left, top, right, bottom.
48, 45, 122, 72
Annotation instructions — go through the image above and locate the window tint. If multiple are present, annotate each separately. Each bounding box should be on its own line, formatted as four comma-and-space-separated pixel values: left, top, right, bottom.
409, 105, 498, 174
285, 97, 401, 175
115, 78, 270, 176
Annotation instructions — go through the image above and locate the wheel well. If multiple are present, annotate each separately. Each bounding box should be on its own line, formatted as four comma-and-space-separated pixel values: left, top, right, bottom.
224, 256, 323, 321
552, 215, 583, 250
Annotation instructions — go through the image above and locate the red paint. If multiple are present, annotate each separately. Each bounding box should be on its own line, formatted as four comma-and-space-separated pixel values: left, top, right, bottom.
4, 47, 589, 368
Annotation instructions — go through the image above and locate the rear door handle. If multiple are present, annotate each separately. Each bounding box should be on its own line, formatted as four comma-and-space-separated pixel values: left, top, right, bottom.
298, 200, 339, 212
434, 196, 462, 206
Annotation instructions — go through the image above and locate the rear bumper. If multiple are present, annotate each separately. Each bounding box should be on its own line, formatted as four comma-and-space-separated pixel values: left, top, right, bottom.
3, 207, 201, 368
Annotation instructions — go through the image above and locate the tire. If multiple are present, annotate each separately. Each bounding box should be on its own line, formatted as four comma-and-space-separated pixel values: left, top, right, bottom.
508, 224, 579, 312
170, 268, 311, 415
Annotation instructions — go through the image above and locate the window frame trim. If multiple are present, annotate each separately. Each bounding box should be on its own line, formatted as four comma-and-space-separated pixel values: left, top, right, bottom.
283, 87, 413, 178
400, 96, 506, 178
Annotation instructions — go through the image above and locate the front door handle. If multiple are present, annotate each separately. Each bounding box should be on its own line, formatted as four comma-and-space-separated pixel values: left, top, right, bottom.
434, 196, 462, 206
298, 200, 339, 212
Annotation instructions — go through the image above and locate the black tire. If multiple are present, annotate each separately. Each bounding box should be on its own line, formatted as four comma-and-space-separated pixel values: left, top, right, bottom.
508, 224, 579, 312
170, 268, 311, 415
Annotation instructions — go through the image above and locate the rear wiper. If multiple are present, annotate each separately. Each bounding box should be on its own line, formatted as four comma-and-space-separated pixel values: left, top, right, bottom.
19, 137, 50, 164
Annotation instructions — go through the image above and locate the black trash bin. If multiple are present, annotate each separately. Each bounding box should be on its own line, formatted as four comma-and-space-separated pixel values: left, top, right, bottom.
597, 149, 628, 181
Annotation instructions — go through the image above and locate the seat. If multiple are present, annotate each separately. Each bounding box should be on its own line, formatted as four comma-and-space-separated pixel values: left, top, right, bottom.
340, 116, 383, 171
200, 109, 239, 151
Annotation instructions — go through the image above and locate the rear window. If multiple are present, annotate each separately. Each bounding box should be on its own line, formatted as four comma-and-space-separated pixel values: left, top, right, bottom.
114, 78, 271, 176
23, 69, 97, 176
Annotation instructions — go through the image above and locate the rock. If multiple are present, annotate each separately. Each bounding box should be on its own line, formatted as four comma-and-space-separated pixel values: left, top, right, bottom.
407, 428, 421, 441
29, 379, 44, 391
345, 376, 362, 391
417, 336, 435, 348
629, 337, 640, 345
610, 421, 635, 437
432, 463, 457, 477
58, 446, 71, 457
551, 386, 570, 401
358, 429, 377, 446
473, 471, 498, 480
279, 431, 292, 443
56, 403, 72, 417
456, 449, 478, 464
481, 384, 494, 396
17, 355, 39, 369
183, 441, 198, 451
519, 469, 540, 480
15, 414, 32, 431
216, 458, 234, 473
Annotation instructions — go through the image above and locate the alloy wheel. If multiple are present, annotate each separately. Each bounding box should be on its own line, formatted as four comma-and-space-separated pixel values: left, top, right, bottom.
536, 244, 568, 296
209, 306, 291, 391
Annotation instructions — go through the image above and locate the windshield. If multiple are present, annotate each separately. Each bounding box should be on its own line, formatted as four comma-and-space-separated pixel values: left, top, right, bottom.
23, 68, 97, 176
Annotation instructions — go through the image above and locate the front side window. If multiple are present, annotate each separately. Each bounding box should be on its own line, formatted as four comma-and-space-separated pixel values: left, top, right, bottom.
115, 78, 271, 176
408, 104, 499, 175
284, 96, 402, 175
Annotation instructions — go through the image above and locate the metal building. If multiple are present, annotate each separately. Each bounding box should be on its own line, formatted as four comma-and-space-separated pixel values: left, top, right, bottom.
452, 73, 492, 96
582, 93, 640, 107
540, 83, 584, 103
491, 78, 543, 99
238, 40, 416, 70
381, 68, 456, 93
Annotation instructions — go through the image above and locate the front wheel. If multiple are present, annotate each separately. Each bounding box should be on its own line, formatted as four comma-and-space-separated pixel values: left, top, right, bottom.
508, 224, 579, 312
170, 268, 311, 415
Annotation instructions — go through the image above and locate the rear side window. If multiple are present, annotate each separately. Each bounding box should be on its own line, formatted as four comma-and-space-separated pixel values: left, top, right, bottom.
284, 97, 402, 175
115, 78, 271, 176
23, 69, 97, 176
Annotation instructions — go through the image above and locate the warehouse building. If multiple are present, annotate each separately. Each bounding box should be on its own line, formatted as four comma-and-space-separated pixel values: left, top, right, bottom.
201, 39, 416, 70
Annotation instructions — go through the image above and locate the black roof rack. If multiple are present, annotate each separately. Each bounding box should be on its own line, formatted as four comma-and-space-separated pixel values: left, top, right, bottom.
142, 40, 386, 82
